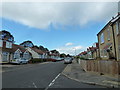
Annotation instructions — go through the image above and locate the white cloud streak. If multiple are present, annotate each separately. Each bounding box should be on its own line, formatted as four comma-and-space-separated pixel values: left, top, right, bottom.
1, 2, 118, 29
56, 45, 86, 55
65, 42, 73, 46
1, 0, 119, 2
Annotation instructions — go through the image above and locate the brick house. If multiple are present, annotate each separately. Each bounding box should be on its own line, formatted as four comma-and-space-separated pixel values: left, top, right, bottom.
0, 40, 13, 62
97, 13, 120, 61
0, 40, 31, 63
111, 13, 120, 61
0, 30, 31, 63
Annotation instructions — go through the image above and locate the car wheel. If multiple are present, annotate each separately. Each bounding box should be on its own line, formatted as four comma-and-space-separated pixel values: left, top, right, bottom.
19, 62, 22, 65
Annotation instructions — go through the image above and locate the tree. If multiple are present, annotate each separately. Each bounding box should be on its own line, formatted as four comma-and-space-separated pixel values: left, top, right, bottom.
60, 53, 66, 58
44, 48, 49, 52
20, 40, 34, 47
50, 50, 59, 54
39, 45, 49, 52
66, 54, 71, 57
1, 30, 14, 43
39, 45, 45, 51
33, 45, 39, 49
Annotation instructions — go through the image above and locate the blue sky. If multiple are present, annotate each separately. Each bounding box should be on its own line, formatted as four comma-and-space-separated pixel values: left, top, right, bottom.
0, 2, 118, 55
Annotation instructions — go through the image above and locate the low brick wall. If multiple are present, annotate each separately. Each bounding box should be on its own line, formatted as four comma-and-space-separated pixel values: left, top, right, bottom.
80, 60, 120, 76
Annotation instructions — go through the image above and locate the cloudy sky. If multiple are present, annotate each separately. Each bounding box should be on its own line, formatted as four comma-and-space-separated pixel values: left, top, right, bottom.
0, 1, 119, 55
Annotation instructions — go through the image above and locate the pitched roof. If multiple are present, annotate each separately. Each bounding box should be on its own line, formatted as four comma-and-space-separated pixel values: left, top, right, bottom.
1, 44, 26, 53
97, 13, 120, 36
30, 47, 44, 54
12, 44, 26, 52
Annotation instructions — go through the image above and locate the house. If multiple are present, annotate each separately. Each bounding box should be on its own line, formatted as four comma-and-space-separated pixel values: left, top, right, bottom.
90, 43, 99, 59
79, 43, 99, 60
0, 30, 31, 63
0, 40, 32, 63
86, 47, 93, 59
49, 50, 60, 59
111, 13, 120, 61
0, 30, 14, 63
0, 39, 13, 63
97, 13, 120, 61
27, 47, 45, 59
79, 51, 87, 59
12, 44, 32, 62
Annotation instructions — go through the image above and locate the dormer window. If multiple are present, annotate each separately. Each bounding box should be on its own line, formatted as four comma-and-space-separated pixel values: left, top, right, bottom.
6, 41, 12, 48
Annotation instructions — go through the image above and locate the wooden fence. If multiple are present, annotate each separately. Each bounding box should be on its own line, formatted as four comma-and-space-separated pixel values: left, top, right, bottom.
80, 60, 120, 76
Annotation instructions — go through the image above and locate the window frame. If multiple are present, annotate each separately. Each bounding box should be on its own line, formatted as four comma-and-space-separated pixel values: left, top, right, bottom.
100, 33, 104, 44
107, 28, 110, 41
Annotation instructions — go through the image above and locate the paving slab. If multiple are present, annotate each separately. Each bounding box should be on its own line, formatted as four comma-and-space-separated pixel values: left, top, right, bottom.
62, 60, 120, 88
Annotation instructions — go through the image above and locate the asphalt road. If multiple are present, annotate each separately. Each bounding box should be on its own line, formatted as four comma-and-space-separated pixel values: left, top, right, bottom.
2, 61, 105, 89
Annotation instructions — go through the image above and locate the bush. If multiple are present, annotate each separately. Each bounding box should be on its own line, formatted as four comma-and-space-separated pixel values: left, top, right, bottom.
80, 57, 86, 60
29, 58, 44, 63
43, 59, 47, 62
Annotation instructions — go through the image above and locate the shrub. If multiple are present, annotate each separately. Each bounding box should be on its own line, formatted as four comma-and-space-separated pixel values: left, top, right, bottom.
29, 58, 44, 63
80, 57, 86, 60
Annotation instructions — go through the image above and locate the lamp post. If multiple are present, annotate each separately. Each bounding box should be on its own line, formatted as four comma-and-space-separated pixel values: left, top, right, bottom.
73, 47, 77, 63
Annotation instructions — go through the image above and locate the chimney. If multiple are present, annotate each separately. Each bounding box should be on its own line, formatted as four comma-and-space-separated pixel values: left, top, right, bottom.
112, 17, 114, 20
118, 12, 120, 15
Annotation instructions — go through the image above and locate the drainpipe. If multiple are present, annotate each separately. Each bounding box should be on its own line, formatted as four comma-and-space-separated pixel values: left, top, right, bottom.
111, 25, 117, 60
96, 49, 97, 59
97, 35, 101, 59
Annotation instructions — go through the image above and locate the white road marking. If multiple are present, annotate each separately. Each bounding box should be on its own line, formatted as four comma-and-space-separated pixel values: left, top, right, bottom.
45, 73, 61, 90
33, 82, 37, 88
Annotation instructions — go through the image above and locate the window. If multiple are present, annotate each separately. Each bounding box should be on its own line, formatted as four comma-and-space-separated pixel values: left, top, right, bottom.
23, 52, 30, 60
100, 33, 104, 44
100, 49, 103, 57
116, 22, 119, 35
2, 52, 8, 61
9, 43, 12, 48
107, 29, 110, 40
0, 40, 3, 47
6, 41, 12, 48
104, 49, 107, 57
14, 50, 20, 59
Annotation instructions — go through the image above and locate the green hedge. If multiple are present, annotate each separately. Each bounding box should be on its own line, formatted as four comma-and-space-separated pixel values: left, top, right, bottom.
80, 57, 86, 60
29, 58, 43, 63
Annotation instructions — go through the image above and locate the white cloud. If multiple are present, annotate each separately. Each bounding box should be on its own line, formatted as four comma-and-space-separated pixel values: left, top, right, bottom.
1, 2, 118, 29
56, 45, 86, 55
65, 42, 73, 46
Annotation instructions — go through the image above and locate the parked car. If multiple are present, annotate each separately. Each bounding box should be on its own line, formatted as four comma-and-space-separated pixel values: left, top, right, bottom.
11, 59, 28, 64
56, 57, 64, 61
50, 58, 57, 62
64, 57, 72, 64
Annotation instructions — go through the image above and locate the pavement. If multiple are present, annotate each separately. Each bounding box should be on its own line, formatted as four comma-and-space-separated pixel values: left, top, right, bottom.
62, 60, 120, 88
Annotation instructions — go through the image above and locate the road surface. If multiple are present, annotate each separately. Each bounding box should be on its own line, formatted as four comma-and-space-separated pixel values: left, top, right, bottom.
2, 61, 105, 89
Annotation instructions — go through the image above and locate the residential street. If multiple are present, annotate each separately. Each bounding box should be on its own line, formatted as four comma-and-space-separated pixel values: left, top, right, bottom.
2, 61, 105, 89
